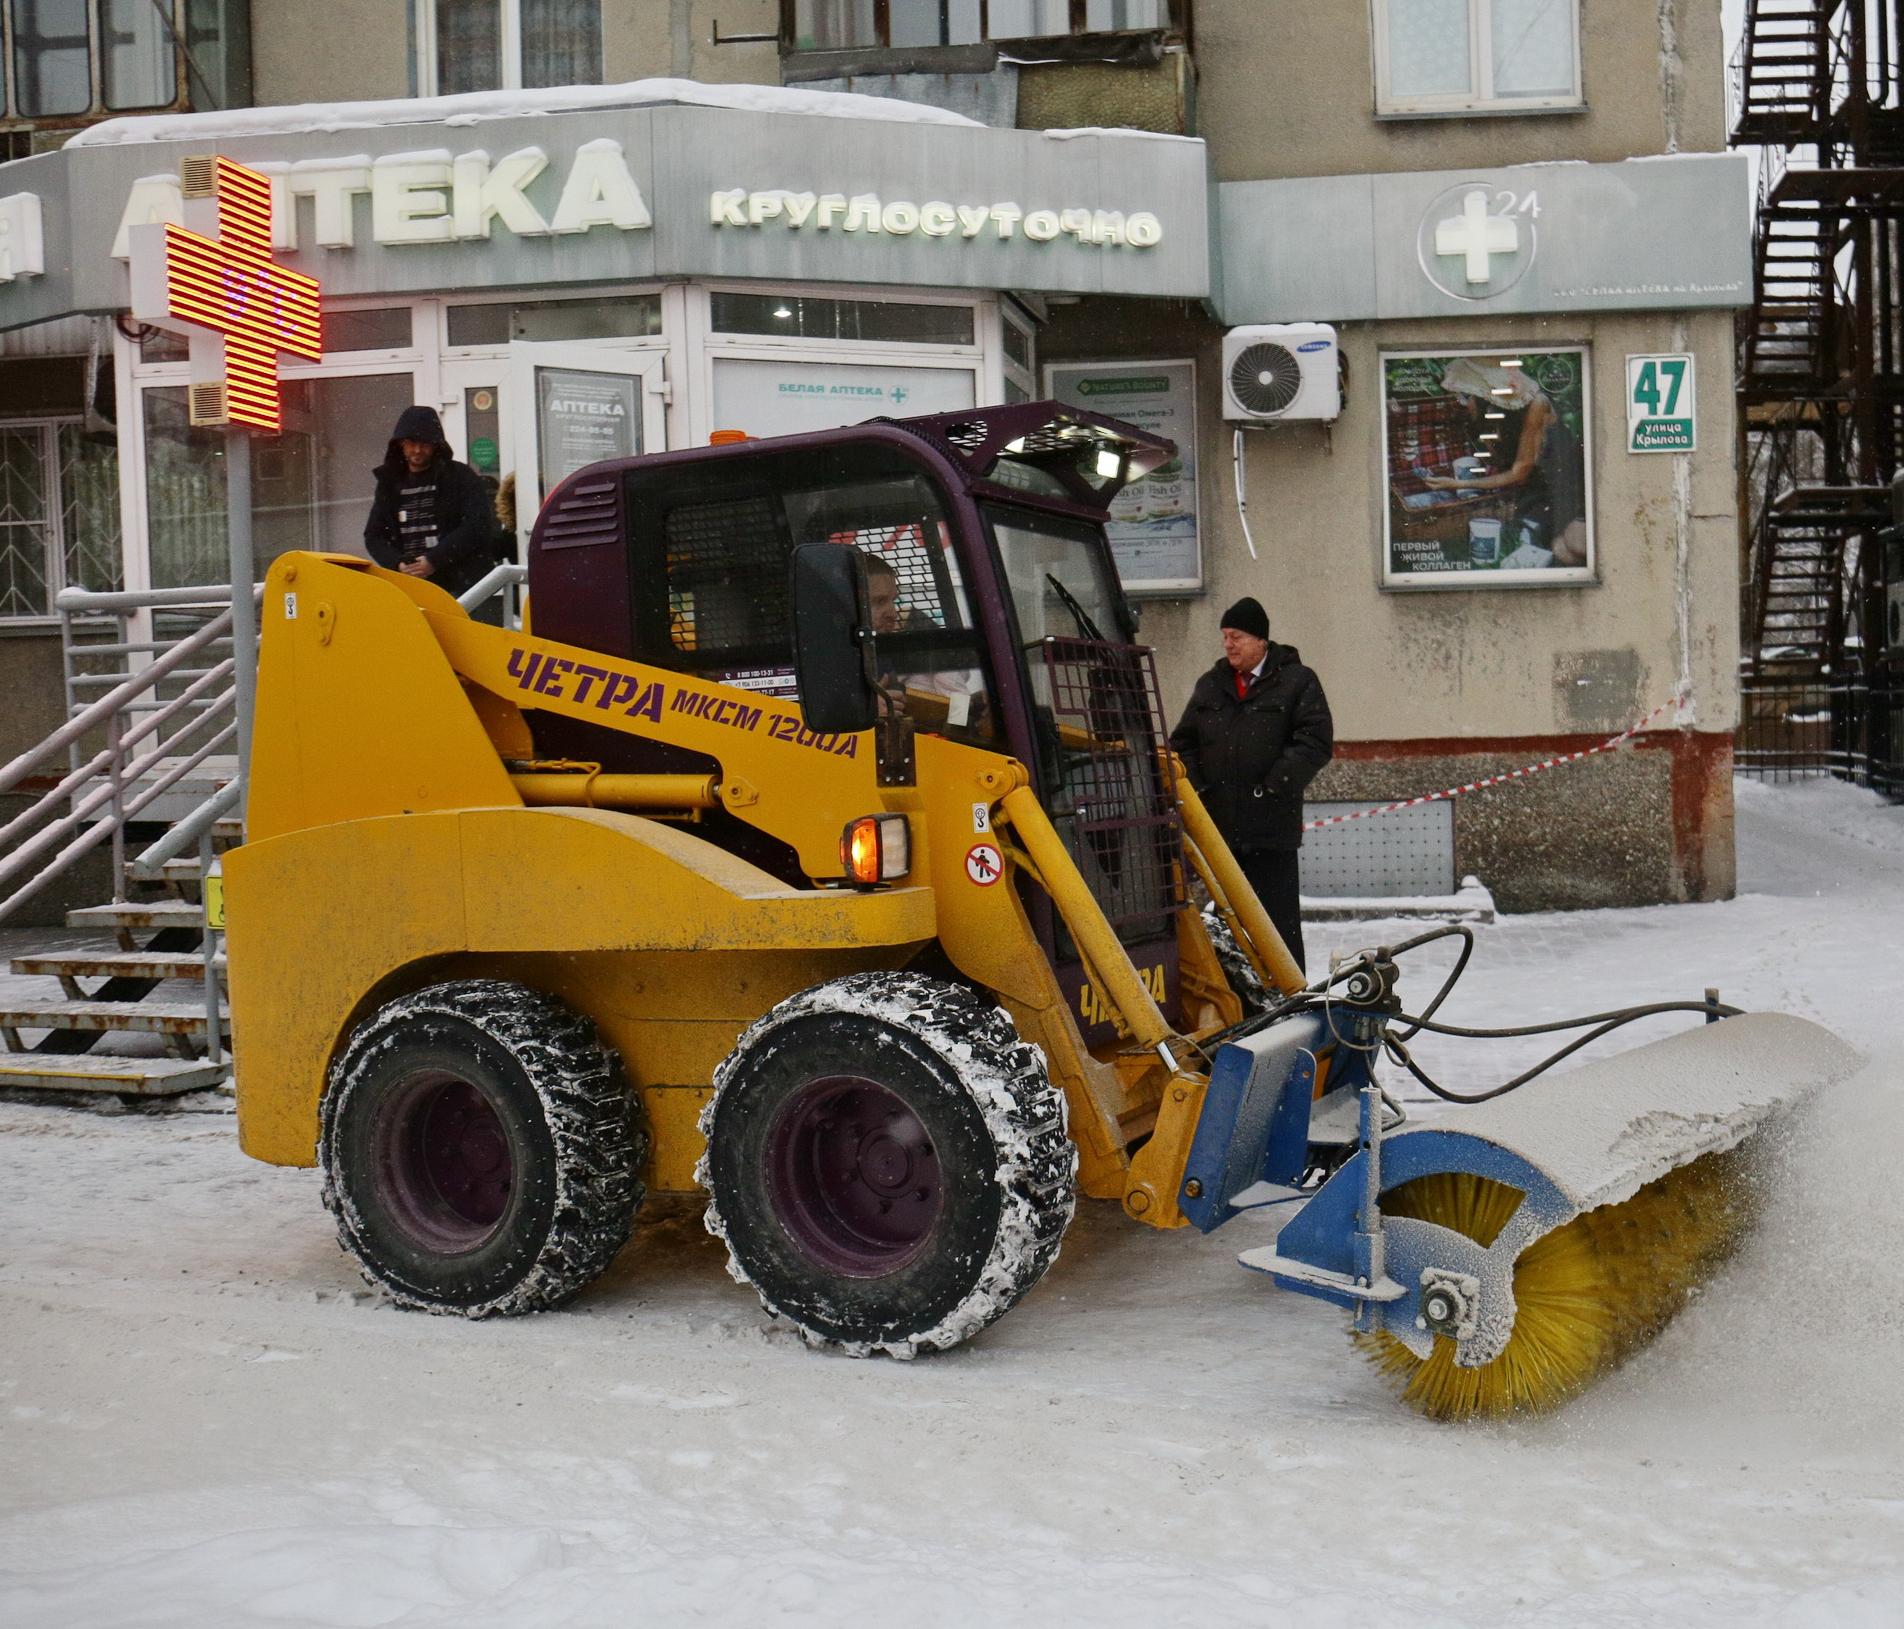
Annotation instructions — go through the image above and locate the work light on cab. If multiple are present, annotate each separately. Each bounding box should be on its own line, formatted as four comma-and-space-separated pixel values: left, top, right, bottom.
841, 813, 909, 886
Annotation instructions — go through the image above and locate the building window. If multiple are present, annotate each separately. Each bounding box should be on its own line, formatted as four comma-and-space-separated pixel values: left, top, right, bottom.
1381, 348, 1593, 588
711, 292, 975, 346
417, 0, 603, 95
1373, 0, 1581, 116
0, 421, 120, 620
786, 0, 1175, 51
2, 0, 247, 123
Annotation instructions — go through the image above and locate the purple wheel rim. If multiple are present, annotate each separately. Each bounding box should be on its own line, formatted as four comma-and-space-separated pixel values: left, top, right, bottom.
375, 1070, 514, 1253
765, 1074, 943, 1277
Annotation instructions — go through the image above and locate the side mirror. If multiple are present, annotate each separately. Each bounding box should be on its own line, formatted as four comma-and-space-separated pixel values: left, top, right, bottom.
789, 543, 879, 735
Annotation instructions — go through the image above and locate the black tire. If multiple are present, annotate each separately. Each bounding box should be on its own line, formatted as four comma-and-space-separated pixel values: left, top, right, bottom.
319, 979, 645, 1316
698, 972, 1076, 1356
1201, 903, 1272, 1018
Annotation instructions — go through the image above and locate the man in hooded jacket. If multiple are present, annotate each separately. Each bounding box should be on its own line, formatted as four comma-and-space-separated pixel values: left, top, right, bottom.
364, 405, 499, 601
1169, 595, 1333, 973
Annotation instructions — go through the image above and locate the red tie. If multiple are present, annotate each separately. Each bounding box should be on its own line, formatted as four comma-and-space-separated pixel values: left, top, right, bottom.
1234, 669, 1249, 700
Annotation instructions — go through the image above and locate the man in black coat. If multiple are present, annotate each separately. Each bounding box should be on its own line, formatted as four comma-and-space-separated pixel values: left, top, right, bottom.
1169, 595, 1334, 973
364, 405, 498, 601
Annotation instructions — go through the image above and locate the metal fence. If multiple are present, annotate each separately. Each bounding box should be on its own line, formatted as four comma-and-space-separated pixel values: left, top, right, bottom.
1737, 667, 1904, 798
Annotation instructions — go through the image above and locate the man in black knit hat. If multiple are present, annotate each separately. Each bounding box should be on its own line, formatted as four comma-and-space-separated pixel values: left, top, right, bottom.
1169, 595, 1333, 973
364, 404, 499, 602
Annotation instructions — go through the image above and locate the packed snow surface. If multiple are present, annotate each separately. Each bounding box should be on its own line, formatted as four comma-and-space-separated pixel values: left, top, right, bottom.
3, 777, 1902, 1626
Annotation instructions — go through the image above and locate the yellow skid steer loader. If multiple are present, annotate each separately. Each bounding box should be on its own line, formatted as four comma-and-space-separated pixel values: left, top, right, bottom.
225, 404, 1857, 1418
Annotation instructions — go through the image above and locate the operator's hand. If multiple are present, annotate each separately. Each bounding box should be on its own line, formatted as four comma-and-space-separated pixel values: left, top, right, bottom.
1420, 475, 1456, 491
400, 556, 436, 578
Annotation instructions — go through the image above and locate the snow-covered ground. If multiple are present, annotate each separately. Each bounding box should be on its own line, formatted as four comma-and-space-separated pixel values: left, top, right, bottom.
2, 778, 1900, 1627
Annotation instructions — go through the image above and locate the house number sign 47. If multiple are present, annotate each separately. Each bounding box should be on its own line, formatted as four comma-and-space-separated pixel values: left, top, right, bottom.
1626, 353, 1696, 454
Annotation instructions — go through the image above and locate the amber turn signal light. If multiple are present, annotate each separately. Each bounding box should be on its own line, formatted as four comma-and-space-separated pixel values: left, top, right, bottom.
840, 813, 910, 887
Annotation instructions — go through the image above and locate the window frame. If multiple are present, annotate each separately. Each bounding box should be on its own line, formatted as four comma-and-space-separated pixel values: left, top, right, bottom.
0, 419, 66, 623
1, 0, 199, 123
1371, 0, 1583, 119
0, 415, 124, 625
412, 0, 603, 96
779, 0, 1185, 53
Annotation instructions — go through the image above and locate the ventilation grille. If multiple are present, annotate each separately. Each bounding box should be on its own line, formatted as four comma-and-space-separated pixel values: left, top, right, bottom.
187, 382, 227, 426
179, 154, 218, 199
539, 475, 621, 553
1227, 342, 1303, 416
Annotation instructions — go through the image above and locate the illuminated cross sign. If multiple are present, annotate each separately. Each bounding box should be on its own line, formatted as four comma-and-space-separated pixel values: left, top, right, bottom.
1433, 187, 1519, 287
128, 155, 322, 433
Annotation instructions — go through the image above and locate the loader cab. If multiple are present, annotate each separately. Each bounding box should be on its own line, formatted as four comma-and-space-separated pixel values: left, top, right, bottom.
526, 403, 1184, 1043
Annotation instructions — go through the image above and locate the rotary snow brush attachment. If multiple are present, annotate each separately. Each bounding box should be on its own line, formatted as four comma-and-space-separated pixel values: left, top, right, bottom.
1179, 934, 1863, 1422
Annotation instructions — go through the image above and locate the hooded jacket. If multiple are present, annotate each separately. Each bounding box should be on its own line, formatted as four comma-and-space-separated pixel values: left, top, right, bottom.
364, 406, 499, 598
1169, 643, 1334, 852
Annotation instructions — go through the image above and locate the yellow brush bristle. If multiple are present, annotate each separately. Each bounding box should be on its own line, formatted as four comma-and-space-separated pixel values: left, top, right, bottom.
1352, 1150, 1758, 1421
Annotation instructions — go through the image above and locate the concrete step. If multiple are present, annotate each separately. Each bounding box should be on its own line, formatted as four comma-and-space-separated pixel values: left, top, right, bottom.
10, 951, 223, 984
0, 998, 226, 1038
0, 1052, 226, 1098
66, 900, 206, 932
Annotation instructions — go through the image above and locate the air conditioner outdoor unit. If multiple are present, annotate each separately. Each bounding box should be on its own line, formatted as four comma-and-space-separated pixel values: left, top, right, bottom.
1222, 323, 1340, 423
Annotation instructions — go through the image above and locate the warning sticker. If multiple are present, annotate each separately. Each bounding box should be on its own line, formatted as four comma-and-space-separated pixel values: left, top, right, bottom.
964, 842, 1003, 887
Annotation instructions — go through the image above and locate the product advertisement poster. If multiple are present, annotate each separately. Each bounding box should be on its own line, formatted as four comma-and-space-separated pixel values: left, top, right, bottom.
1381, 348, 1594, 588
1045, 360, 1200, 595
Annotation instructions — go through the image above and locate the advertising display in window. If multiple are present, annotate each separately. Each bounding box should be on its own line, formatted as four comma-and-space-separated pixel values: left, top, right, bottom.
709, 357, 975, 440
1045, 360, 1199, 595
1375, 0, 1581, 115
1382, 348, 1592, 588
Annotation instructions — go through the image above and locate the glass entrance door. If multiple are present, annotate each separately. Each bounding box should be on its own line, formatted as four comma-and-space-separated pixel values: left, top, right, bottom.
440, 362, 512, 558
508, 343, 666, 551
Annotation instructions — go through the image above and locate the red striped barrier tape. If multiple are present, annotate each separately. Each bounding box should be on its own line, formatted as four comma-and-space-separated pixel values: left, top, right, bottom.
1300, 692, 1687, 833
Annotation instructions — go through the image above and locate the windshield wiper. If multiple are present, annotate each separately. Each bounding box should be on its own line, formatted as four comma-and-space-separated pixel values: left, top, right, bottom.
1045, 573, 1107, 642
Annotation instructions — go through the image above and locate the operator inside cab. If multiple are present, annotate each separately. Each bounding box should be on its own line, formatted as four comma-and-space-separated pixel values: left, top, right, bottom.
859, 549, 992, 740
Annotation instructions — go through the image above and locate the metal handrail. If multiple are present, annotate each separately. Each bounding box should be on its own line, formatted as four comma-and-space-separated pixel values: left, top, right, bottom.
55, 582, 249, 614
1, 606, 234, 795
4, 565, 517, 937
0, 584, 262, 931
459, 561, 527, 626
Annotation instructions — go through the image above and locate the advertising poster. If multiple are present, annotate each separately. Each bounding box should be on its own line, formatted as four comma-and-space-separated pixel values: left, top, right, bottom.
535, 368, 639, 496
709, 357, 975, 439
1381, 348, 1594, 588
1045, 360, 1200, 595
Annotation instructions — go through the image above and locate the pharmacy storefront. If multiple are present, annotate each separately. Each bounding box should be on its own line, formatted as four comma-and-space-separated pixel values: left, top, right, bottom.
0, 87, 1207, 597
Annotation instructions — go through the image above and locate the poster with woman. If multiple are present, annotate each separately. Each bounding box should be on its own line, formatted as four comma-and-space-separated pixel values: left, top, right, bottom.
1381, 349, 1594, 588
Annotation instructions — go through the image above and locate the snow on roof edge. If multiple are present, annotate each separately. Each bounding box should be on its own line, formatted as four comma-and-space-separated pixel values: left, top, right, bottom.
66, 77, 986, 147
62, 76, 1206, 151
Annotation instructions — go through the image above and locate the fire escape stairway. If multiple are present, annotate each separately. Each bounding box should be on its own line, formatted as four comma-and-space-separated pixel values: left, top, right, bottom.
1741, 176, 1835, 400
1733, 0, 1833, 147
1747, 484, 1891, 671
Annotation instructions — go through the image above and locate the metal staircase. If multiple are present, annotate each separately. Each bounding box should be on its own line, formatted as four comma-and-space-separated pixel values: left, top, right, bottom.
0, 563, 526, 1104
1733, 2, 1904, 792
0, 869, 233, 1099
0, 584, 247, 1099
1733, 0, 1834, 145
